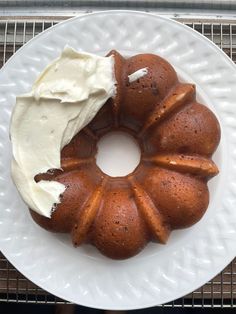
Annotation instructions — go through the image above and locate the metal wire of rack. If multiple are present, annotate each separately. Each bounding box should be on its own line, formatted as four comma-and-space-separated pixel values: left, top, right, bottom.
1, 17, 236, 308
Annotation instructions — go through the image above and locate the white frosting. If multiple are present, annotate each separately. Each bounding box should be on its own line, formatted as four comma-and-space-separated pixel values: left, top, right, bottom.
128, 67, 148, 83
10, 46, 116, 218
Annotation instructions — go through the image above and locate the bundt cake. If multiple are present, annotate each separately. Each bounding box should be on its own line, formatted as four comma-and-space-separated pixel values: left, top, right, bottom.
13, 49, 221, 260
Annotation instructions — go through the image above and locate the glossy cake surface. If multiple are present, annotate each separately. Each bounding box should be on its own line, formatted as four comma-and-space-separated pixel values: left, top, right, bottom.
31, 51, 220, 259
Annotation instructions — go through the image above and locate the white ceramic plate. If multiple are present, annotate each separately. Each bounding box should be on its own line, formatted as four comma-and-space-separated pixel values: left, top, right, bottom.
1, 11, 236, 311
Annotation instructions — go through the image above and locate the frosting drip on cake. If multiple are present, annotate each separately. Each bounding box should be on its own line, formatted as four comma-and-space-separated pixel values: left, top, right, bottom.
10, 46, 116, 218
128, 67, 148, 83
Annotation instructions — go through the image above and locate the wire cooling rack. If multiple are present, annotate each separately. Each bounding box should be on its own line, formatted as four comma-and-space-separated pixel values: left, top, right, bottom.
1, 17, 236, 308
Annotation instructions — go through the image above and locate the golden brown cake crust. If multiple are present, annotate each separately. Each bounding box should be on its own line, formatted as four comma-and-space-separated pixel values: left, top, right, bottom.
31, 51, 221, 260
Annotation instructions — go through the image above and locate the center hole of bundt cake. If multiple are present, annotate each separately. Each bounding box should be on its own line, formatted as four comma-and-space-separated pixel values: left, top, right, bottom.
96, 131, 141, 177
